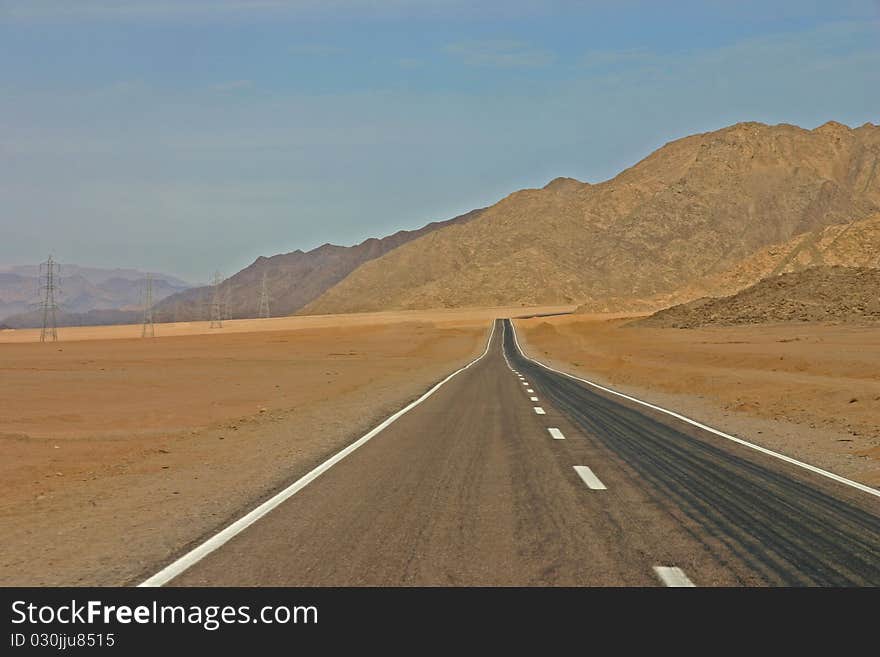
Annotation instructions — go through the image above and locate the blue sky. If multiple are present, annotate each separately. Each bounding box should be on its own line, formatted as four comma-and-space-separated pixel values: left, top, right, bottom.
2, 1, 879, 281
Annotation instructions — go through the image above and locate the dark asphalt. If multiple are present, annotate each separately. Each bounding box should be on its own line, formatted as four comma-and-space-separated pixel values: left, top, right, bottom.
504, 319, 880, 586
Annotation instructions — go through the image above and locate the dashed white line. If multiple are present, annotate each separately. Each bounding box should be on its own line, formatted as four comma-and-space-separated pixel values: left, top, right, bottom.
573, 465, 607, 490
507, 320, 880, 500
526, 388, 534, 393
522, 382, 529, 386
547, 428, 565, 440
533, 406, 545, 415
530, 396, 539, 401
654, 566, 696, 587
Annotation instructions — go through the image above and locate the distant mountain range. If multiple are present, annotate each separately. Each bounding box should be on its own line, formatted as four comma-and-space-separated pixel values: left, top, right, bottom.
153, 208, 484, 321
7, 120, 878, 329
304, 120, 880, 314
0, 265, 190, 327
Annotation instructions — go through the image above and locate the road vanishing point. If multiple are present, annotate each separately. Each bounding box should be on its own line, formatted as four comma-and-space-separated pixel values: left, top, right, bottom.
141, 319, 880, 587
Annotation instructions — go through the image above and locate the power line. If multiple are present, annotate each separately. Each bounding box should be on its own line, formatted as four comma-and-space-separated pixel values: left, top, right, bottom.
141, 273, 155, 338
258, 270, 271, 318
210, 271, 224, 329
223, 284, 233, 321
39, 255, 60, 343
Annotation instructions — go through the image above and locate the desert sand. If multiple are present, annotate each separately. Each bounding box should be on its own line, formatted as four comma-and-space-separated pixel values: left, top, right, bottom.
0, 305, 573, 344
516, 314, 880, 487
5, 303, 875, 585
0, 306, 568, 585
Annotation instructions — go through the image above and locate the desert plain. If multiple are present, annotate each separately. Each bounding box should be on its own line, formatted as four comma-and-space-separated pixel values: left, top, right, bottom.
1, 306, 878, 585
0, 308, 523, 585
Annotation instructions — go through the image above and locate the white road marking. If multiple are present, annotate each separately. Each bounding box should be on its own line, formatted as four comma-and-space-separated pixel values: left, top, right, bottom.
139, 319, 500, 587
526, 388, 534, 393
507, 321, 880, 500
548, 428, 565, 440
522, 382, 528, 386
573, 465, 606, 490
534, 406, 545, 415
654, 566, 696, 587
530, 396, 539, 401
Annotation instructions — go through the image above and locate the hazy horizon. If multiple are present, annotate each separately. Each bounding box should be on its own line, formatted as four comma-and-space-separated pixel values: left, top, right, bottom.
2, 1, 879, 280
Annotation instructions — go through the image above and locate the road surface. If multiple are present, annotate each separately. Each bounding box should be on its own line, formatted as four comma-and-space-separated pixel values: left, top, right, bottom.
145, 319, 880, 586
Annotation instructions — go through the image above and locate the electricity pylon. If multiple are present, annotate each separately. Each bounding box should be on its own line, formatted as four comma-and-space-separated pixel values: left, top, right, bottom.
258, 271, 271, 318
39, 255, 60, 342
141, 274, 155, 338
209, 272, 224, 328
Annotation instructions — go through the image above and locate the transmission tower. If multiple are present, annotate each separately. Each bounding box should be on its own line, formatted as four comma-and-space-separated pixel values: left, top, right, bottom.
38, 255, 61, 342
141, 274, 155, 338
258, 271, 271, 318
209, 271, 224, 328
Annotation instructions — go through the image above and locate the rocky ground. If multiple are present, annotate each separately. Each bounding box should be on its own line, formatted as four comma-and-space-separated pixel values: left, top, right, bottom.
634, 266, 880, 328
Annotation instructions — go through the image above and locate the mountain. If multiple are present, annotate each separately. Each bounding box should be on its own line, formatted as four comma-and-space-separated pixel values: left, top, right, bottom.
0, 265, 190, 323
0, 264, 190, 288
303, 121, 880, 314
153, 207, 484, 321
1, 308, 142, 329
575, 211, 880, 312
632, 266, 880, 328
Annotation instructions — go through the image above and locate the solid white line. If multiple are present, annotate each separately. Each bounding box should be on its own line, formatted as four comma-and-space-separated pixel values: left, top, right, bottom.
654, 566, 696, 587
507, 321, 880, 500
530, 396, 539, 402
573, 465, 607, 490
548, 428, 565, 440
139, 319, 499, 587
534, 407, 545, 415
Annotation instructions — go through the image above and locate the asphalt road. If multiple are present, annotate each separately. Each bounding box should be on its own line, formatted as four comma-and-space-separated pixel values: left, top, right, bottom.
152, 319, 880, 586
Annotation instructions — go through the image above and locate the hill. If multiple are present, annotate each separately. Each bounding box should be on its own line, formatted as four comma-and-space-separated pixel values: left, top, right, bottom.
632, 266, 880, 328
303, 121, 880, 314
575, 211, 880, 313
2, 308, 142, 329
153, 208, 484, 321
0, 265, 189, 323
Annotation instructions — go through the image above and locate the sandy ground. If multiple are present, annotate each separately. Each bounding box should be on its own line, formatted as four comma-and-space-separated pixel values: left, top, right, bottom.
1, 307, 579, 586
0, 305, 574, 344
516, 314, 880, 487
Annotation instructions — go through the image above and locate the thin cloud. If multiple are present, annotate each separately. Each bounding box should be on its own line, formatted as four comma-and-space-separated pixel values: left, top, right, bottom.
290, 44, 345, 56
445, 40, 555, 69
1, 1, 481, 21
210, 80, 254, 92
397, 58, 424, 70
1, 1, 292, 20
579, 48, 653, 69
